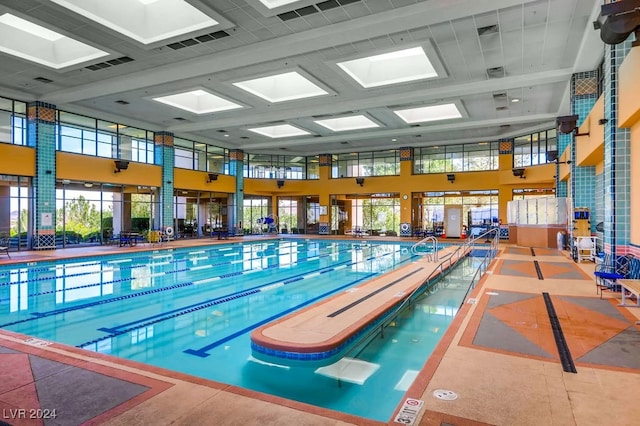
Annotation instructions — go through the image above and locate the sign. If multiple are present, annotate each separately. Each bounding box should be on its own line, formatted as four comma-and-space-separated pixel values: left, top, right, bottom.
393, 398, 424, 425
41, 212, 52, 227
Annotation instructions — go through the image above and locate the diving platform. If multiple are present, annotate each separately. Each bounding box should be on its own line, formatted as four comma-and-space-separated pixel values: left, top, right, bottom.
250, 245, 469, 366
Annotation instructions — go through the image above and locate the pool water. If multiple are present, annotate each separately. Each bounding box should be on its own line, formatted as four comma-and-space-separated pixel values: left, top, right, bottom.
0, 239, 478, 421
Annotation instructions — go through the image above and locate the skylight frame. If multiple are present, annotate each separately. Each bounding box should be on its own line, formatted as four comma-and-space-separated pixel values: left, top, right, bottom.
0, 13, 109, 69
332, 41, 447, 89
247, 124, 312, 138
48, 0, 225, 46
393, 103, 464, 124
151, 88, 245, 115
232, 70, 331, 103
314, 114, 381, 132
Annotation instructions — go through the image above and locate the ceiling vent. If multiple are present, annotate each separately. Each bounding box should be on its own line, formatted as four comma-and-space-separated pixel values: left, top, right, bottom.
34, 77, 53, 83
496, 106, 509, 111
115, 100, 130, 105
477, 24, 499, 36
487, 66, 505, 78
167, 31, 230, 50
173, 117, 186, 121
86, 56, 134, 71
492, 92, 507, 100
279, 0, 361, 21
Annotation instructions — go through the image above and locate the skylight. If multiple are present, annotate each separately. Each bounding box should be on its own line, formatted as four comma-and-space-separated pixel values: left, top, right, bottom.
314, 115, 380, 132
0, 13, 108, 69
153, 90, 243, 114
49, 0, 219, 45
394, 103, 462, 124
336, 46, 438, 88
233, 71, 329, 103
258, 0, 300, 8
247, 124, 311, 138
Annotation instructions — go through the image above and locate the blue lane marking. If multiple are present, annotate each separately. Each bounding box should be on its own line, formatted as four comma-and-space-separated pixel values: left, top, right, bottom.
1, 245, 370, 328
77, 249, 413, 349
183, 272, 378, 358
92, 252, 388, 334
0, 281, 196, 328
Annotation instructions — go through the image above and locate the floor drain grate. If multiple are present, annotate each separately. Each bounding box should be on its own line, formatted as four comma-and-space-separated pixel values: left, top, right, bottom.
433, 389, 458, 400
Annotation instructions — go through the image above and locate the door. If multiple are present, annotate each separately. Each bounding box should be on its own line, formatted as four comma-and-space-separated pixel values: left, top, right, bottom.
444, 206, 462, 238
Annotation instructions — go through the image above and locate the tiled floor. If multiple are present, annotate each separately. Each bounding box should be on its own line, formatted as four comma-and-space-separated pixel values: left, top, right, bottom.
0, 237, 639, 426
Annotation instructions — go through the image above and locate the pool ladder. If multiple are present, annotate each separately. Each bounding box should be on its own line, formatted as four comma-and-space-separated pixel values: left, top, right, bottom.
411, 235, 438, 262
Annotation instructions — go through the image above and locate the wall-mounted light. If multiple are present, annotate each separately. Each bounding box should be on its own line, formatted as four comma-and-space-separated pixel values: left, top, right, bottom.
355, 177, 364, 186
598, 118, 608, 125
556, 115, 590, 137
114, 160, 129, 173
166, 180, 172, 184
277, 180, 285, 188
447, 173, 455, 183
45, 170, 52, 175
512, 168, 526, 179
207, 172, 218, 183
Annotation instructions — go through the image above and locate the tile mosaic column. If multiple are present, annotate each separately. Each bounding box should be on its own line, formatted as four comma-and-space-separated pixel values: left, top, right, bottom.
603, 39, 633, 255
399, 147, 413, 237
229, 149, 244, 235
570, 71, 598, 236
154, 131, 174, 230
555, 133, 571, 198
317, 154, 331, 235
27, 102, 56, 250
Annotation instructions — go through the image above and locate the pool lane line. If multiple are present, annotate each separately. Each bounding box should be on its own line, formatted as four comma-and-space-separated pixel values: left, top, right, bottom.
95, 251, 399, 334
77, 250, 414, 349
0, 245, 354, 301
530, 247, 536, 256
0, 281, 198, 328
183, 273, 378, 358
2, 244, 387, 325
533, 260, 544, 280
542, 292, 576, 373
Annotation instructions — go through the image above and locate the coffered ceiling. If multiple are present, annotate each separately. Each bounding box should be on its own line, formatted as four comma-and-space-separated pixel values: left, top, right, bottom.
0, 0, 604, 155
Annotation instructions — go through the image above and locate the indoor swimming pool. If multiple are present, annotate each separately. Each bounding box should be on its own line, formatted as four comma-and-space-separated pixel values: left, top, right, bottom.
0, 238, 480, 421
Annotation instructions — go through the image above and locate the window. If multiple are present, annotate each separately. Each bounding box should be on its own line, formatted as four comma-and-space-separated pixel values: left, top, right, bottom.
414, 142, 499, 174
331, 150, 399, 178
513, 129, 557, 167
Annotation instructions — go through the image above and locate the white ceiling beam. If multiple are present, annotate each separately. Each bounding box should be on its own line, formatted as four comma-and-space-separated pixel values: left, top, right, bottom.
168, 68, 573, 132
43, 0, 541, 104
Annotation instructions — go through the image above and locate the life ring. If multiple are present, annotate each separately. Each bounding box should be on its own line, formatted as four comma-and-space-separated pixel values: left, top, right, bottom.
165, 226, 174, 237
400, 223, 410, 232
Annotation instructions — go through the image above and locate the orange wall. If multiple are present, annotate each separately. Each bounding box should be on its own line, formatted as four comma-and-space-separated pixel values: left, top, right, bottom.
619, 46, 640, 128
576, 95, 605, 166
57, 152, 162, 187
174, 168, 235, 193
631, 123, 640, 246
0, 144, 35, 176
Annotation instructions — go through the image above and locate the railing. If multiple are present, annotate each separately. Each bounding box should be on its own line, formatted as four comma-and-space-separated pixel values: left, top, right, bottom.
460, 228, 499, 305
338, 227, 500, 371
411, 235, 438, 261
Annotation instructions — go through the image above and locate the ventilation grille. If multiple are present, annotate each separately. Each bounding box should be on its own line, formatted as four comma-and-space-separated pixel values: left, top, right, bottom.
487, 66, 505, 78
115, 100, 130, 105
34, 77, 53, 83
477, 24, 499, 36
278, 0, 361, 21
86, 56, 134, 71
167, 31, 230, 50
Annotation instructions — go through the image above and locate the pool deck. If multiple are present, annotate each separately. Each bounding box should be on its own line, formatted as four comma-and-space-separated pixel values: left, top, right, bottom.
1, 237, 639, 426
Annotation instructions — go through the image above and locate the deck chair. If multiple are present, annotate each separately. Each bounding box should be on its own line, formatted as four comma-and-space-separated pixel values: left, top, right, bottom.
594, 254, 634, 298
0, 236, 10, 258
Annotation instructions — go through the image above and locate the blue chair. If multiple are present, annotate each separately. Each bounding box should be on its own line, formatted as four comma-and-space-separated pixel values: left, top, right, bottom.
594, 254, 635, 298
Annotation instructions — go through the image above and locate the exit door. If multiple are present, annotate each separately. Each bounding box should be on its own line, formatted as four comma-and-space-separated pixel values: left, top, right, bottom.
444, 206, 462, 238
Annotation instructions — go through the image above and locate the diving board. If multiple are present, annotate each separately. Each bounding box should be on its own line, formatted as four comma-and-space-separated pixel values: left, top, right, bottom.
250, 245, 469, 366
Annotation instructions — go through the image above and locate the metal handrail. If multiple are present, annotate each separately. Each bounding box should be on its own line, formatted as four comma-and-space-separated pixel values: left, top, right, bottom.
340, 228, 500, 367
411, 235, 438, 261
